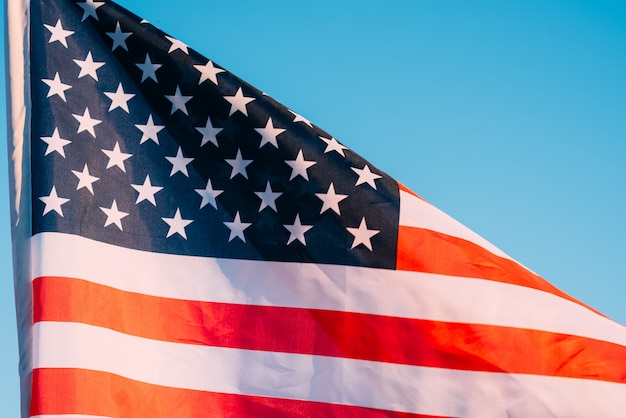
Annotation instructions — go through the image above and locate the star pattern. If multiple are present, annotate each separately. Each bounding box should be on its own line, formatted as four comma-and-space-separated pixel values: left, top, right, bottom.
289, 110, 313, 128
100, 200, 129, 231
347, 218, 380, 251
162, 208, 193, 239
72, 163, 99, 194
224, 212, 252, 242
106, 22, 131, 51
73, 52, 105, 80
286, 150, 316, 181
166, 36, 189, 54
320, 136, 349, 157
255, 181, 282, 212
195, 179, 223, 210
225, 150, 252, 179
104, 83, 135, 113
31, 1, 400, 268
194, 61, 224, 85
284, 214, 313, 245
135, 115, 165, 145
77, 0, 105, 21
72, 107, 101, 137
352, 164, 382, 189
136, 53, 162, 83
224, 87, 255, 117
102, 142, 132, 172
166, 147, 194, 177
131, 175, 163, 206
315, 183, 348, 215
255, 118, 285, 149
166, 85, 193, 115
44, 19, 74, 48
195, 117, 222, 147
41, 128, 71, 157
39, 186, 70, 217
42, 73, 72, 102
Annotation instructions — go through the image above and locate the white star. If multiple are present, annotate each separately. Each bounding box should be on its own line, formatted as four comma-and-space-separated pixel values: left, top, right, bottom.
77, 0, 105, 21
255, 181, 282, 212
44, 19, 74, 48
165, 36, 189, 54
165, 147, 194, 177
315, 183, 348, 215
224, 87, 255, 117
223, 211, 251, 242
42, 72, 71, 102
162, 208, 193, 239
320, 136, 348, 157
106, 22, 131, 51
285, 149, 316, 181
195, 179, 223, 209
136, 53, 161, 83
41, 128, 71, 157
195, 117, 222, 147
255, 118, 285, 148
194, 60, 224, 85
100, 200, 128, 231
131, 175, 163, 206
102, 142, 132, 172
135, 115, 165, 145
72, 108, 101, 138
71, 164, 99, 195
104, 83, 135, 113
283, 214, 313, 246
289, 110, 313, 127
352, 164, 382, 189
165, 85, 193, 115
39, 186, 70, 217
347, 218, 380, 251
73, 52, 105, 80
225, 149, 252, 179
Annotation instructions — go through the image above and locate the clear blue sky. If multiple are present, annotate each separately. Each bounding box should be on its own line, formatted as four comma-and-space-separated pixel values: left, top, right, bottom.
1, 0, 625, 415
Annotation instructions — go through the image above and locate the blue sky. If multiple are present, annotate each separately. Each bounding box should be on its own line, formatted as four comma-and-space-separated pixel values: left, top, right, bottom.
1, 0, 625, 415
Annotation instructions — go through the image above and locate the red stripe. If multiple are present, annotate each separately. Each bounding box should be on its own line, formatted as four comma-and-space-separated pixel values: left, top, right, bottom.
399, 183, 424, 200
30, 368, 444, 418
396, 225, 601, 314
33, 276, 626, 383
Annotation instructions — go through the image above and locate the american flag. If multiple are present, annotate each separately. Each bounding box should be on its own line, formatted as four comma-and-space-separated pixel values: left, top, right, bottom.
7, 0, 626, 416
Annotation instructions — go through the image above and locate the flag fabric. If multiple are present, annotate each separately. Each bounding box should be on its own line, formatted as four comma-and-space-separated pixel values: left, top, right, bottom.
7, 0, 626, 417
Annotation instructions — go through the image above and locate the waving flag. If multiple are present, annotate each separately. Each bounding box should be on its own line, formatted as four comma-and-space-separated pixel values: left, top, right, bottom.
7, 0, 626, 416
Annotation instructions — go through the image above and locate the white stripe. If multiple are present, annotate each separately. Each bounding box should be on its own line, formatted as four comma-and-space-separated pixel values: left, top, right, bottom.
399, 190, 511, 259
33, 322, 626, 418
32, 232, 626, 347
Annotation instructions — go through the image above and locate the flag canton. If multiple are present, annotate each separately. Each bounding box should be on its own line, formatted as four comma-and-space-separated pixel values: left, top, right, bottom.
29, 0, 400, 269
